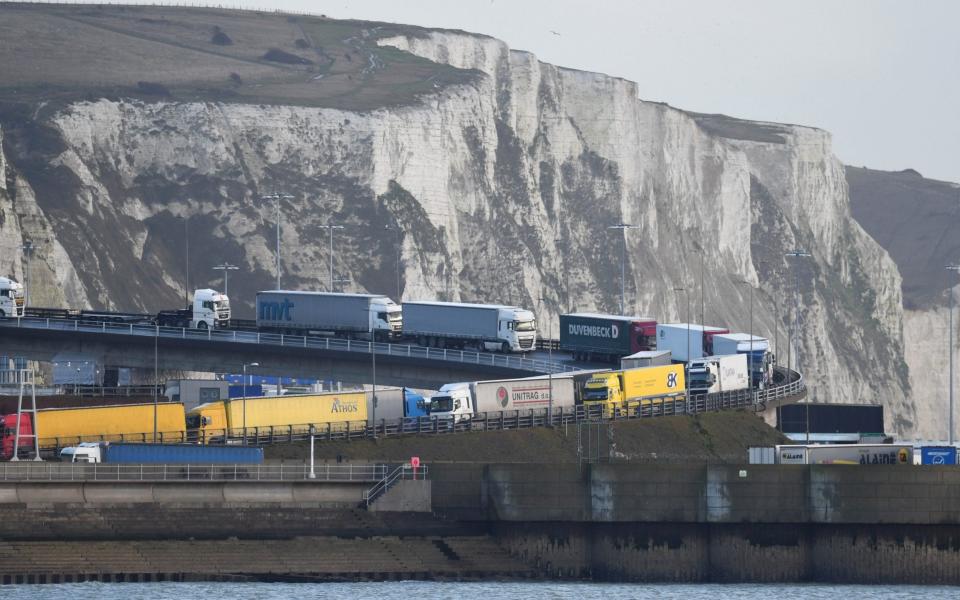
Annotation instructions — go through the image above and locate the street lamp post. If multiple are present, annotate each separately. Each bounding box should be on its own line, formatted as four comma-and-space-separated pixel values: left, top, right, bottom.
539, 296, 554, 426
319, 223, 346, 292
674, 287, 690, 405
786, 250, 811, 442
607, 223, 638, 314
385, 225, 403, 300
261, 193, 294, 290
367, 309, 378, 438
946, 264, 960, 444
213, 263, 239, 296
737, 279, 755, 388
308, 425, 317, 479
242, 362, 259, 440
19, 241, 32, 307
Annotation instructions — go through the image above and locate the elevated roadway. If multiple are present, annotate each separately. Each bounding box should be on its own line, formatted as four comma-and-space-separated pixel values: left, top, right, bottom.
0, 317, 578, 388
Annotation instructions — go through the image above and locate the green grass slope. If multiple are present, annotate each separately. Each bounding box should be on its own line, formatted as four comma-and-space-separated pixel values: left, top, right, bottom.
0, 3, 477, 110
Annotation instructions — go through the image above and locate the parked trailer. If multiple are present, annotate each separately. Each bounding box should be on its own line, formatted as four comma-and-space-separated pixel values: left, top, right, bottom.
712, 333, 772, 388
621, 350, 671, 370
256, 291, 401, 340
775, 444, 912, 465
186, 391, 368, 440
402, 301, 536, 352
655, 324, 729, 362
366, 387, 429, 422
60, 442, 263, 464
687, 354, 749, 395
559, 313, 657, 362
1, 403, 187, 459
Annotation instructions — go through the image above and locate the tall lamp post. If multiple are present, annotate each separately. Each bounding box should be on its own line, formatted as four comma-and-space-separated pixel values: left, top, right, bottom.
786, 250, 810, 442
213, 263, 239, 296
261, 193, 294, 290
319, 223, 346, 292
674, 287, 690, 404
242, 362, 259, 439
539, 296, 554, 426
19, 241, 33, 307
736, 279, 755, 388
946, 264, 960, 444
608, 223, 638, 314
385, 225, 403, 300
367, 309, 378, 438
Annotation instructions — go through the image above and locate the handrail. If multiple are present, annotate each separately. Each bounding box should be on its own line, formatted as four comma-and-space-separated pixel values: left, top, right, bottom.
0, 316, 576, 375
363, 464, 428, 507
0, 463, 389, 482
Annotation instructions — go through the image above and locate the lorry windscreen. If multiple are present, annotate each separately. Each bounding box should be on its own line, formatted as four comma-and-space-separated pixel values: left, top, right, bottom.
514, 320, 536, 332
430, 396, 453, 413
583, 388, 609, 401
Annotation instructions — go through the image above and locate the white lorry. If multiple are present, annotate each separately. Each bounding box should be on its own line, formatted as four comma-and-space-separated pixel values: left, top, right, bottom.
403, 301, 537, 352
712, 333, 773, 388
0, 276, 25, 318
256, 291, 401, 340
775, 444, 913, 465
655, 323, 729, 362
156, 288, 231, 329
428, 373, 581, 423
687, 354, 749, 395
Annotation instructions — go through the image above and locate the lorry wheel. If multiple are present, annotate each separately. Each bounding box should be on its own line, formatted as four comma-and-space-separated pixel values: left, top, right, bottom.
476, 341, 485, 352
197, 321, 208, 329
501, 341, 510, 353
0, 310, 5, 318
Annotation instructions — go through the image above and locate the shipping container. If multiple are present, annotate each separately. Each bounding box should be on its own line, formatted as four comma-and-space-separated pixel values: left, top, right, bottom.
35, 403, 187, 448
366, 387, 429, 421
559, 313, 657, 361
472, 375, 578, 414
776, 444, 912, 465
187, 392, 367, 439
402, 301, 536, 352
61, 442, 263, 464
620, 350, 672, 370
256, 291, 401, 339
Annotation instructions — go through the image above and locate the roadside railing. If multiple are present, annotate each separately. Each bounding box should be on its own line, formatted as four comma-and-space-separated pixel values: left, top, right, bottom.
0, 462, 388, 482
0, 316, 576, 375
363, 464, 428, 507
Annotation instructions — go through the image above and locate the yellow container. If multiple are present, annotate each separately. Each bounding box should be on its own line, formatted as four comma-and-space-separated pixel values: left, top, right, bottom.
621, 364, 685, 403
188, 392, 368, 439
36, 403, 187, 448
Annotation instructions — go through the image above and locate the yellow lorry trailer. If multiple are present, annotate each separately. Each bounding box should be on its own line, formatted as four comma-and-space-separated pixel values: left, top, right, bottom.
582, 364, 685, 416
34, 402, 187, 448
186, 391, 368, 441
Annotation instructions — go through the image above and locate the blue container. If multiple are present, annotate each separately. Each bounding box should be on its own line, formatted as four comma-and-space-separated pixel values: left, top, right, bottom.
920, 446, 957, 465
228, 384, 263, 399
102, 443, 263, 464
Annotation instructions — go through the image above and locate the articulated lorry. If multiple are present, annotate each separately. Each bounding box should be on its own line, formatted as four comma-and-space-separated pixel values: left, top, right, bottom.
402, 301, 537, 352
0, 276, 25, 318
559, 313, 657, 363
687, 354, 749, 395
1, 403, 187, 459
256, 291, 401, 340
428, 372, 595, 423
25, 288, 230, 329
655, 324, 730, 362
775, 444, 913, 465
186, 391, 368, 440
582, 364, 686, 416
712, 333, 773, 388
60, 441, 263, 464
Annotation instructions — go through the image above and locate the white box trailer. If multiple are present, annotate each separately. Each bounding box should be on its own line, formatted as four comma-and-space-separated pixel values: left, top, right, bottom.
775, 444, 913, 465
256, 291, 401, 339
402, 301, 536, 352
655, 324, 728, 362
687, 354, 749, 395
713, 333, 772, 387
621, 350, 672, 370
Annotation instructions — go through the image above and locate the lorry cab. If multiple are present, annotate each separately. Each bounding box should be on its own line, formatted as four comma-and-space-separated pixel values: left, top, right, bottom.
1, 413, 33, 460
370, 297, 402, 340
498, 308, 537, 352
427, 383, 474, 423
687, 359, 716, 395
0, 276, 25, 318
186, 402, 228, 441
60, 442, 103, 463
582, 372, 622, 415
192, 288, 230, 329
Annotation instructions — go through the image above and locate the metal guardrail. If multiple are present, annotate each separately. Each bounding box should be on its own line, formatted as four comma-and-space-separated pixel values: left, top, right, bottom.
0, 463, 388, 482
0, 316, 576, 375
363, 464, 428, 507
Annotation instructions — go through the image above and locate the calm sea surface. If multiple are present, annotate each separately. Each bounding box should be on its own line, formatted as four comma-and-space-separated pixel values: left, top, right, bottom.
0, 582, 957, 598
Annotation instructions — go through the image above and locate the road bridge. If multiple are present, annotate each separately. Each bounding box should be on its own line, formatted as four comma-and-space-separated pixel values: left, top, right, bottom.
0, 317, 577, 389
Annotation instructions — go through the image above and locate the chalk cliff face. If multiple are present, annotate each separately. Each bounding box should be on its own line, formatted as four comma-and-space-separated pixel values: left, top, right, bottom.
0, 25, 915, 434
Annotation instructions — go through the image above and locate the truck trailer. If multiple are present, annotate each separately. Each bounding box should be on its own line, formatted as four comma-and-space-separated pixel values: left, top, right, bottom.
711, 333, 772, 388
428, 372, 593, 423
655, 324, 730, 362
26, 288, 229, 329
775, 444, 913, 465
402, 301, 536, 352
60, 442, 263, 464
1, 403, 187, 459
582, 364, 685, 416
186, 391, 368, 440
687, 354, 749, 395
0, 276, 25, 318
559, 313, 657, 362
256, 291, 401, 340
621, 350, 672, 370
366, 387, 429, 422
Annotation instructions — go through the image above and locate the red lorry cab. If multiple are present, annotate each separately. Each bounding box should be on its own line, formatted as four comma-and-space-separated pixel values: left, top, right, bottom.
1, 413, 33, 460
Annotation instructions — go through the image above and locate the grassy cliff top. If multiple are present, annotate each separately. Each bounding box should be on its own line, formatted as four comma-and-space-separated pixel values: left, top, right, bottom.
0, 3, 477, 110
265, 411, 788, 464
